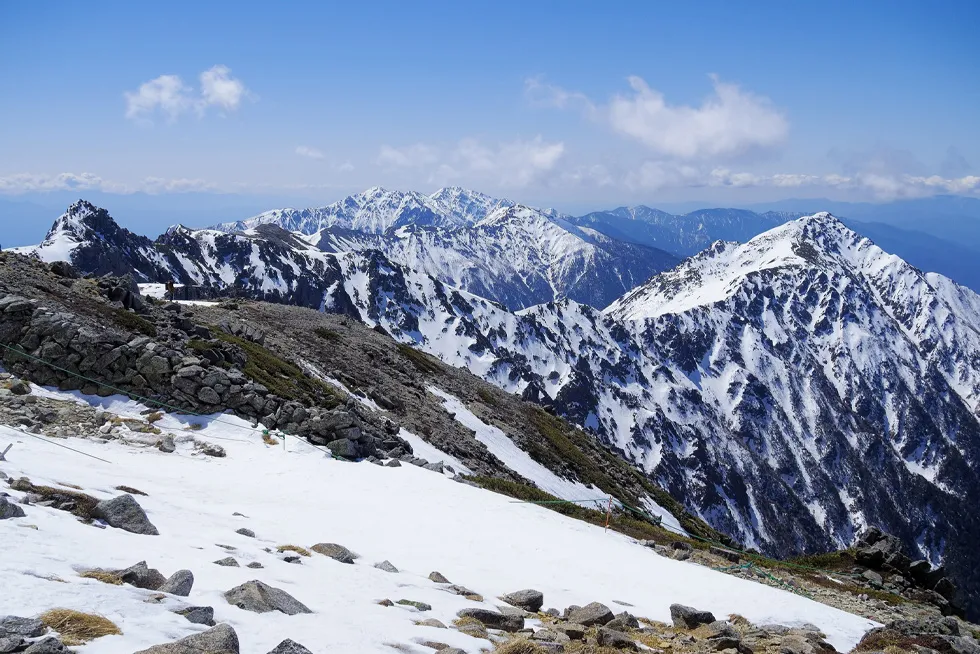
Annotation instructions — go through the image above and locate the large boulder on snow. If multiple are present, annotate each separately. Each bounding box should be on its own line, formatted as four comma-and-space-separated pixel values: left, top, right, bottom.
93, 494, 158, 535
224, 580, 312, 615
134, 623, 239, 654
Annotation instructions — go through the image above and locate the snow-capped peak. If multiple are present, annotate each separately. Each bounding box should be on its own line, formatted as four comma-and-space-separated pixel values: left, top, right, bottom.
606, 213, 872, 320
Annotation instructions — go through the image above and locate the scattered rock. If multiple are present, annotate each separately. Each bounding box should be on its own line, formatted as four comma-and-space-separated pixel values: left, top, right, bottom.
377, 600, 394, 607
554, 623, 586, 640
501, 589, 544, 613
224, 580, 312, 615
172, 606, 215, 627
597, 627, 639, 650
311, 543, 356, 564
266, 639, 313, 654
247, 562, 264, 569
456, 608, 523, 632
429, 571, 450, 584
606, 612, 640, 631
705, 621, 743, 651
8, 381, 31, 396
196, 442, 226, 458
134, 623, 239, 654
396, 600, 432, 612
565, 602, 614, 627
157, 435, 175, 453
418, 619, 447, 629
670, 603, 716, 629
93, 494, 159, 535
116, 561, 167, 590
23, 637, 68, 653
0, 637, 25, 653
0, 497, 26, 520
709, 546, 741, 563
214, 557, 240, 567
235, 527, 256, 538
384, 460, 401, 468
0, 616, 46, 638
158, 569, 194, 596
374, 560, 399, 573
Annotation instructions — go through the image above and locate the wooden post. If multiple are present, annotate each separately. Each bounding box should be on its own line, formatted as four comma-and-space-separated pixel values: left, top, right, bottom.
0, 443, 11, 461
604, 496, 613, 532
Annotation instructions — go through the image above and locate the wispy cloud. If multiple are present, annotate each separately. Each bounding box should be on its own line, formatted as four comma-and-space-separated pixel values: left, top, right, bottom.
377, 143, 440, 168
124, 65, 253, 123
295, 145, 325, 160
377, 137, 566, 188
0, 172, 215, 194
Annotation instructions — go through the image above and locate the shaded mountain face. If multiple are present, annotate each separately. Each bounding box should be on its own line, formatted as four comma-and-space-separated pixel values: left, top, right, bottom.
16, 200, 980, 615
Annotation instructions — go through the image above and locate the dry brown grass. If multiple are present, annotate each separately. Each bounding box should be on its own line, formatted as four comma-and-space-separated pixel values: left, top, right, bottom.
79, 570, 123, 585
262, 433, 280, 446
56, 481, 83, 490
276, 544, 311, 557
186, 423, 204, 431
146, 412, 164, 423
494, 639, 548, 654
39, 608, 121, 645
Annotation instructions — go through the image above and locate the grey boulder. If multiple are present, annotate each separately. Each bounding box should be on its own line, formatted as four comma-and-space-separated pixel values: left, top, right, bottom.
0, 637, 25, 653
310, 543, 356, 564
670, 603, 716, 629
172, 606, 215, 626
373, 560, 399, 573
214, 557, 240, 567
117, 561, 167, 590
456, 608, 524, 632
597, 627, 639, 650
566, 602, 614, 627
224, 580, 312, 615
0, 616, 46, 638
501, 589, 544, 613
267, 639, 313, 654
0, 497, 26, 520
23, 638, 68, 654
235, 528, 255, 538
134, 623, 239, 654
159, 569, 194, 596
93, 494, 159, 535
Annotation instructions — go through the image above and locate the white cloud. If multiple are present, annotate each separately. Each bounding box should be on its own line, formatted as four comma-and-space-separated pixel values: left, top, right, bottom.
531, 75, 788, 161
199, 65, 247, 112
336, 161, 355, 172
607, 75, 788, 159
124, 65, 252, 122
295, 145, 325, 160
124, 75, 193, 122
377, 143, 441, 168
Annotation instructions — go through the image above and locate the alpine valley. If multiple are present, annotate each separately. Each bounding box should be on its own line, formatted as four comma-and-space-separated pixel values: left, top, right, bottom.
11, 187, 980, 619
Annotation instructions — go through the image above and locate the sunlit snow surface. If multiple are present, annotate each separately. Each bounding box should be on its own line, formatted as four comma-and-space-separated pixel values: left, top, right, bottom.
0, 385, 877, 653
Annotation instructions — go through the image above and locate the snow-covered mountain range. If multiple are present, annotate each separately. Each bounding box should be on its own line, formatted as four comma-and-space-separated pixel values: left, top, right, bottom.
13, 192, 980, 616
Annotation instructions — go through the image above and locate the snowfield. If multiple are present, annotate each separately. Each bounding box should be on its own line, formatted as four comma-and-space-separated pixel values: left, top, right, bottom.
0, 386, 878, 653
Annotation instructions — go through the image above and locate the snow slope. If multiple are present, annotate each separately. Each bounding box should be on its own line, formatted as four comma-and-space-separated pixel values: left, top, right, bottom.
0, 386, 877, 654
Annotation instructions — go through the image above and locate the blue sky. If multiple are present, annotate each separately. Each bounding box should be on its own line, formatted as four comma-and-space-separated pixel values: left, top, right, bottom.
1, 0, 978, 221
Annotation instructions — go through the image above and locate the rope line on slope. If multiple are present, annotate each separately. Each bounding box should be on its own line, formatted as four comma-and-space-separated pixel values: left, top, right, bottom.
0, 341, 342, 460
0, 423, 115, 464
